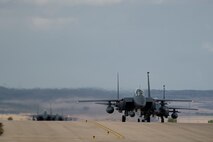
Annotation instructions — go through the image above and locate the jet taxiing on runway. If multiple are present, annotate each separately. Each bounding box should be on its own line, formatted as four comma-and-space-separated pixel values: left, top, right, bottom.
79, 72, 197, 122
32, 111, 68, 121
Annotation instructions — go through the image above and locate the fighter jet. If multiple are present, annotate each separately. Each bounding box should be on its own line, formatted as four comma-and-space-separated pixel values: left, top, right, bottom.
79, 72, 197, 122
32, 110, 67, 121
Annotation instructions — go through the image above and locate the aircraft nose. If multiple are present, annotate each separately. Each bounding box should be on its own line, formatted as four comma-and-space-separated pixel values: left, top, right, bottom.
134, 95, 146, 107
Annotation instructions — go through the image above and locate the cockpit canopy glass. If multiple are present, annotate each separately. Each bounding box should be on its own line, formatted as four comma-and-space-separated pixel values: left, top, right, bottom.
136, 89, 144, 96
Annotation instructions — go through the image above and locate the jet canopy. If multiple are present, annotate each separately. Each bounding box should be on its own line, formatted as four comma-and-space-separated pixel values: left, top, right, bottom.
135, 89, 144, 96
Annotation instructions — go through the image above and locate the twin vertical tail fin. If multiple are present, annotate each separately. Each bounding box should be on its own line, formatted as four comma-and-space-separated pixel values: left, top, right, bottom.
50, 103, 52, 115
117, 72, 120, 100
163, 85, 166, 99
147, 72, 151, 98
116, 72, 152, 99
147, 72, 166, 99
37, 105, 39, 115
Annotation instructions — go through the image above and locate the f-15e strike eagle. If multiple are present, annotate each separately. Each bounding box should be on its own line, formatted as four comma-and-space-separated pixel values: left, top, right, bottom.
32, 111, 68, 121
79, 72, 197, 122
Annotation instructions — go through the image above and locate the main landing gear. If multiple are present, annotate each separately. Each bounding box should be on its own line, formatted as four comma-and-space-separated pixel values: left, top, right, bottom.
122, 115, 126, 122
160, 116, 164, 123
122, 111, 128, 122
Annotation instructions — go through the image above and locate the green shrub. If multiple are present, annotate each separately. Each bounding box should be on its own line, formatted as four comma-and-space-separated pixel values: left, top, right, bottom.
208, 120, 213, 123
168, 118, 177, 123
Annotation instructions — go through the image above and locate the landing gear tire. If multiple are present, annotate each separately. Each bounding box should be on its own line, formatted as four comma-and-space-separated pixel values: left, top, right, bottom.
147, 116, 151, 122
122, 115, 126, 122
160, 116, 164, 123
137, 118, 140, 122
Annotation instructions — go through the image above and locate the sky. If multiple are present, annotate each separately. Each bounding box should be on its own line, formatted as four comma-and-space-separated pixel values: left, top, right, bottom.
0, 0, 213, 90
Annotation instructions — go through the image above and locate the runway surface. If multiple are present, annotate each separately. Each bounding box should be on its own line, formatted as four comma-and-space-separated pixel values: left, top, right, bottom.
0, 120, 212, 142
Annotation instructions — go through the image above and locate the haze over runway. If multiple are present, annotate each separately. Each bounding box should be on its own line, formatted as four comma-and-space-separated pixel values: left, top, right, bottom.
0, 0, 213, 90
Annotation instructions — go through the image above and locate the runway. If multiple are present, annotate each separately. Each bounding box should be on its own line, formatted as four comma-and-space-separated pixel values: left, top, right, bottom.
0, 120, 212, 142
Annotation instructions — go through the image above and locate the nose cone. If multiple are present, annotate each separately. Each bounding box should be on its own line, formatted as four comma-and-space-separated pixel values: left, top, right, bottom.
134, 95, 146, 108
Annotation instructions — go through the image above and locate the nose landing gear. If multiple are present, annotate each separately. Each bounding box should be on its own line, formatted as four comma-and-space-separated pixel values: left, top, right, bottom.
137, 114, 151, 123
122, 115, 126, 122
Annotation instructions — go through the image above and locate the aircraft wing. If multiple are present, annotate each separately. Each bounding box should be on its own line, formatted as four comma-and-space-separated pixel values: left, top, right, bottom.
154, 99, 193, 102
78, 99, 118, 106
168, 106, 198, 110
95, 102, 117, 106
78, 99, 118, 103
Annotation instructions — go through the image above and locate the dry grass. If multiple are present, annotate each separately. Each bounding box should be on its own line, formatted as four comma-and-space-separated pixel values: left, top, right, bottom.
0, 114, 29, 121
178, 116, 213, 123
7, 116, 13, 121
168, 118, 177, 123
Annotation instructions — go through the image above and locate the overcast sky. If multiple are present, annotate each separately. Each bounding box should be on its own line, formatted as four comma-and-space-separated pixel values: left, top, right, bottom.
0, 0, 213, 90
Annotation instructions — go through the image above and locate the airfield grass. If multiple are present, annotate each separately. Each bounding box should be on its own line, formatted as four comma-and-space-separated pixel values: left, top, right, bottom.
168, 118, 177, 123
208, 120, 213, 123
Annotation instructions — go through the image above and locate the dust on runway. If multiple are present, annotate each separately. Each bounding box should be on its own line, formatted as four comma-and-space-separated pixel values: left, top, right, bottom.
0, 120, 212, 142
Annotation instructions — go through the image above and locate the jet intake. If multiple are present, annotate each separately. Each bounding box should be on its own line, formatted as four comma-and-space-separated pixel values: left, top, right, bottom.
106, 106, 114, 114
159, 106, 169, 118
171, 112, 178, 119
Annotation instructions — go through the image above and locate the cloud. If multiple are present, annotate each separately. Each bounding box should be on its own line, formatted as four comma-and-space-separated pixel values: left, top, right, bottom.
0, 16, 77, 31
0, 0, 175, 8
30, 17, 78, 30
31, 0, 49, 6
150, 0, 167, 5
143, 0, 177, 5
0, 0, 175, 31
202, 42, 213, 53
18, 0, 123, 7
